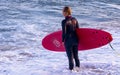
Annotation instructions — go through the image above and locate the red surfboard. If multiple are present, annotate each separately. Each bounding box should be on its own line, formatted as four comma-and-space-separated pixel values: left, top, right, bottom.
42, 28, 113, 52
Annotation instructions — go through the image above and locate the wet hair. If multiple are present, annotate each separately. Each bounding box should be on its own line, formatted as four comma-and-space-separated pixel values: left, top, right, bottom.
63, 6, 72, 15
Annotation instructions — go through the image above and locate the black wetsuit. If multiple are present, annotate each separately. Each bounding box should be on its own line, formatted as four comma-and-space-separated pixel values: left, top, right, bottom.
61, 16, 80, 70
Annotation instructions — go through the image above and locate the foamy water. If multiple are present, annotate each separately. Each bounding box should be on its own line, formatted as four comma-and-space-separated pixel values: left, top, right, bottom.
0, 0, 120, 75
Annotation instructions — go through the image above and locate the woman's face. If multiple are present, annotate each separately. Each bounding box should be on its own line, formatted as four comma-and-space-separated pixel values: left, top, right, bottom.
62, 11, 66, 17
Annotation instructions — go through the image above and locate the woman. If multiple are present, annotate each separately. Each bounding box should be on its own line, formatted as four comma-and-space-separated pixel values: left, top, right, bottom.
61, 6, 80, 71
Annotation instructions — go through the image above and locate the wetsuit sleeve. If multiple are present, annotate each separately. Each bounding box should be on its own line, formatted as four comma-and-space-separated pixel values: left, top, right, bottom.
76, 20, 79, 28
61, 20, 65, 42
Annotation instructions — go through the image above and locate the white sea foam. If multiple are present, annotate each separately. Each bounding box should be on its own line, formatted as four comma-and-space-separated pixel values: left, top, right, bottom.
0, 0, 120, 75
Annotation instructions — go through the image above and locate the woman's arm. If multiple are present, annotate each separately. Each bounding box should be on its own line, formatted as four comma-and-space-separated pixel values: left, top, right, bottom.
76, 20, 79, 28
61, 20, 66, 42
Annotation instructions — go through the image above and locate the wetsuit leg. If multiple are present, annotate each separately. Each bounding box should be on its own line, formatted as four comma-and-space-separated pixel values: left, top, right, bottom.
72, 45, 80, 67
65, 45, 74, 70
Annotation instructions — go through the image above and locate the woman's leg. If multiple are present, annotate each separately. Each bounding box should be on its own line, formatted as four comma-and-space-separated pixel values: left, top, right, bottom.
65, 45, 74, 70
72, 45, 80, 67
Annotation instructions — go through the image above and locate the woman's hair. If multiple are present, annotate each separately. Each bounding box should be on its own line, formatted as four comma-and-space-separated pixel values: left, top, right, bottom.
63, 6, 72, 15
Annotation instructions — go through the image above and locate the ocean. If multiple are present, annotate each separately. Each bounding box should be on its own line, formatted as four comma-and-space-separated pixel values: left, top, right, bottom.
0, 0, 120, 75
